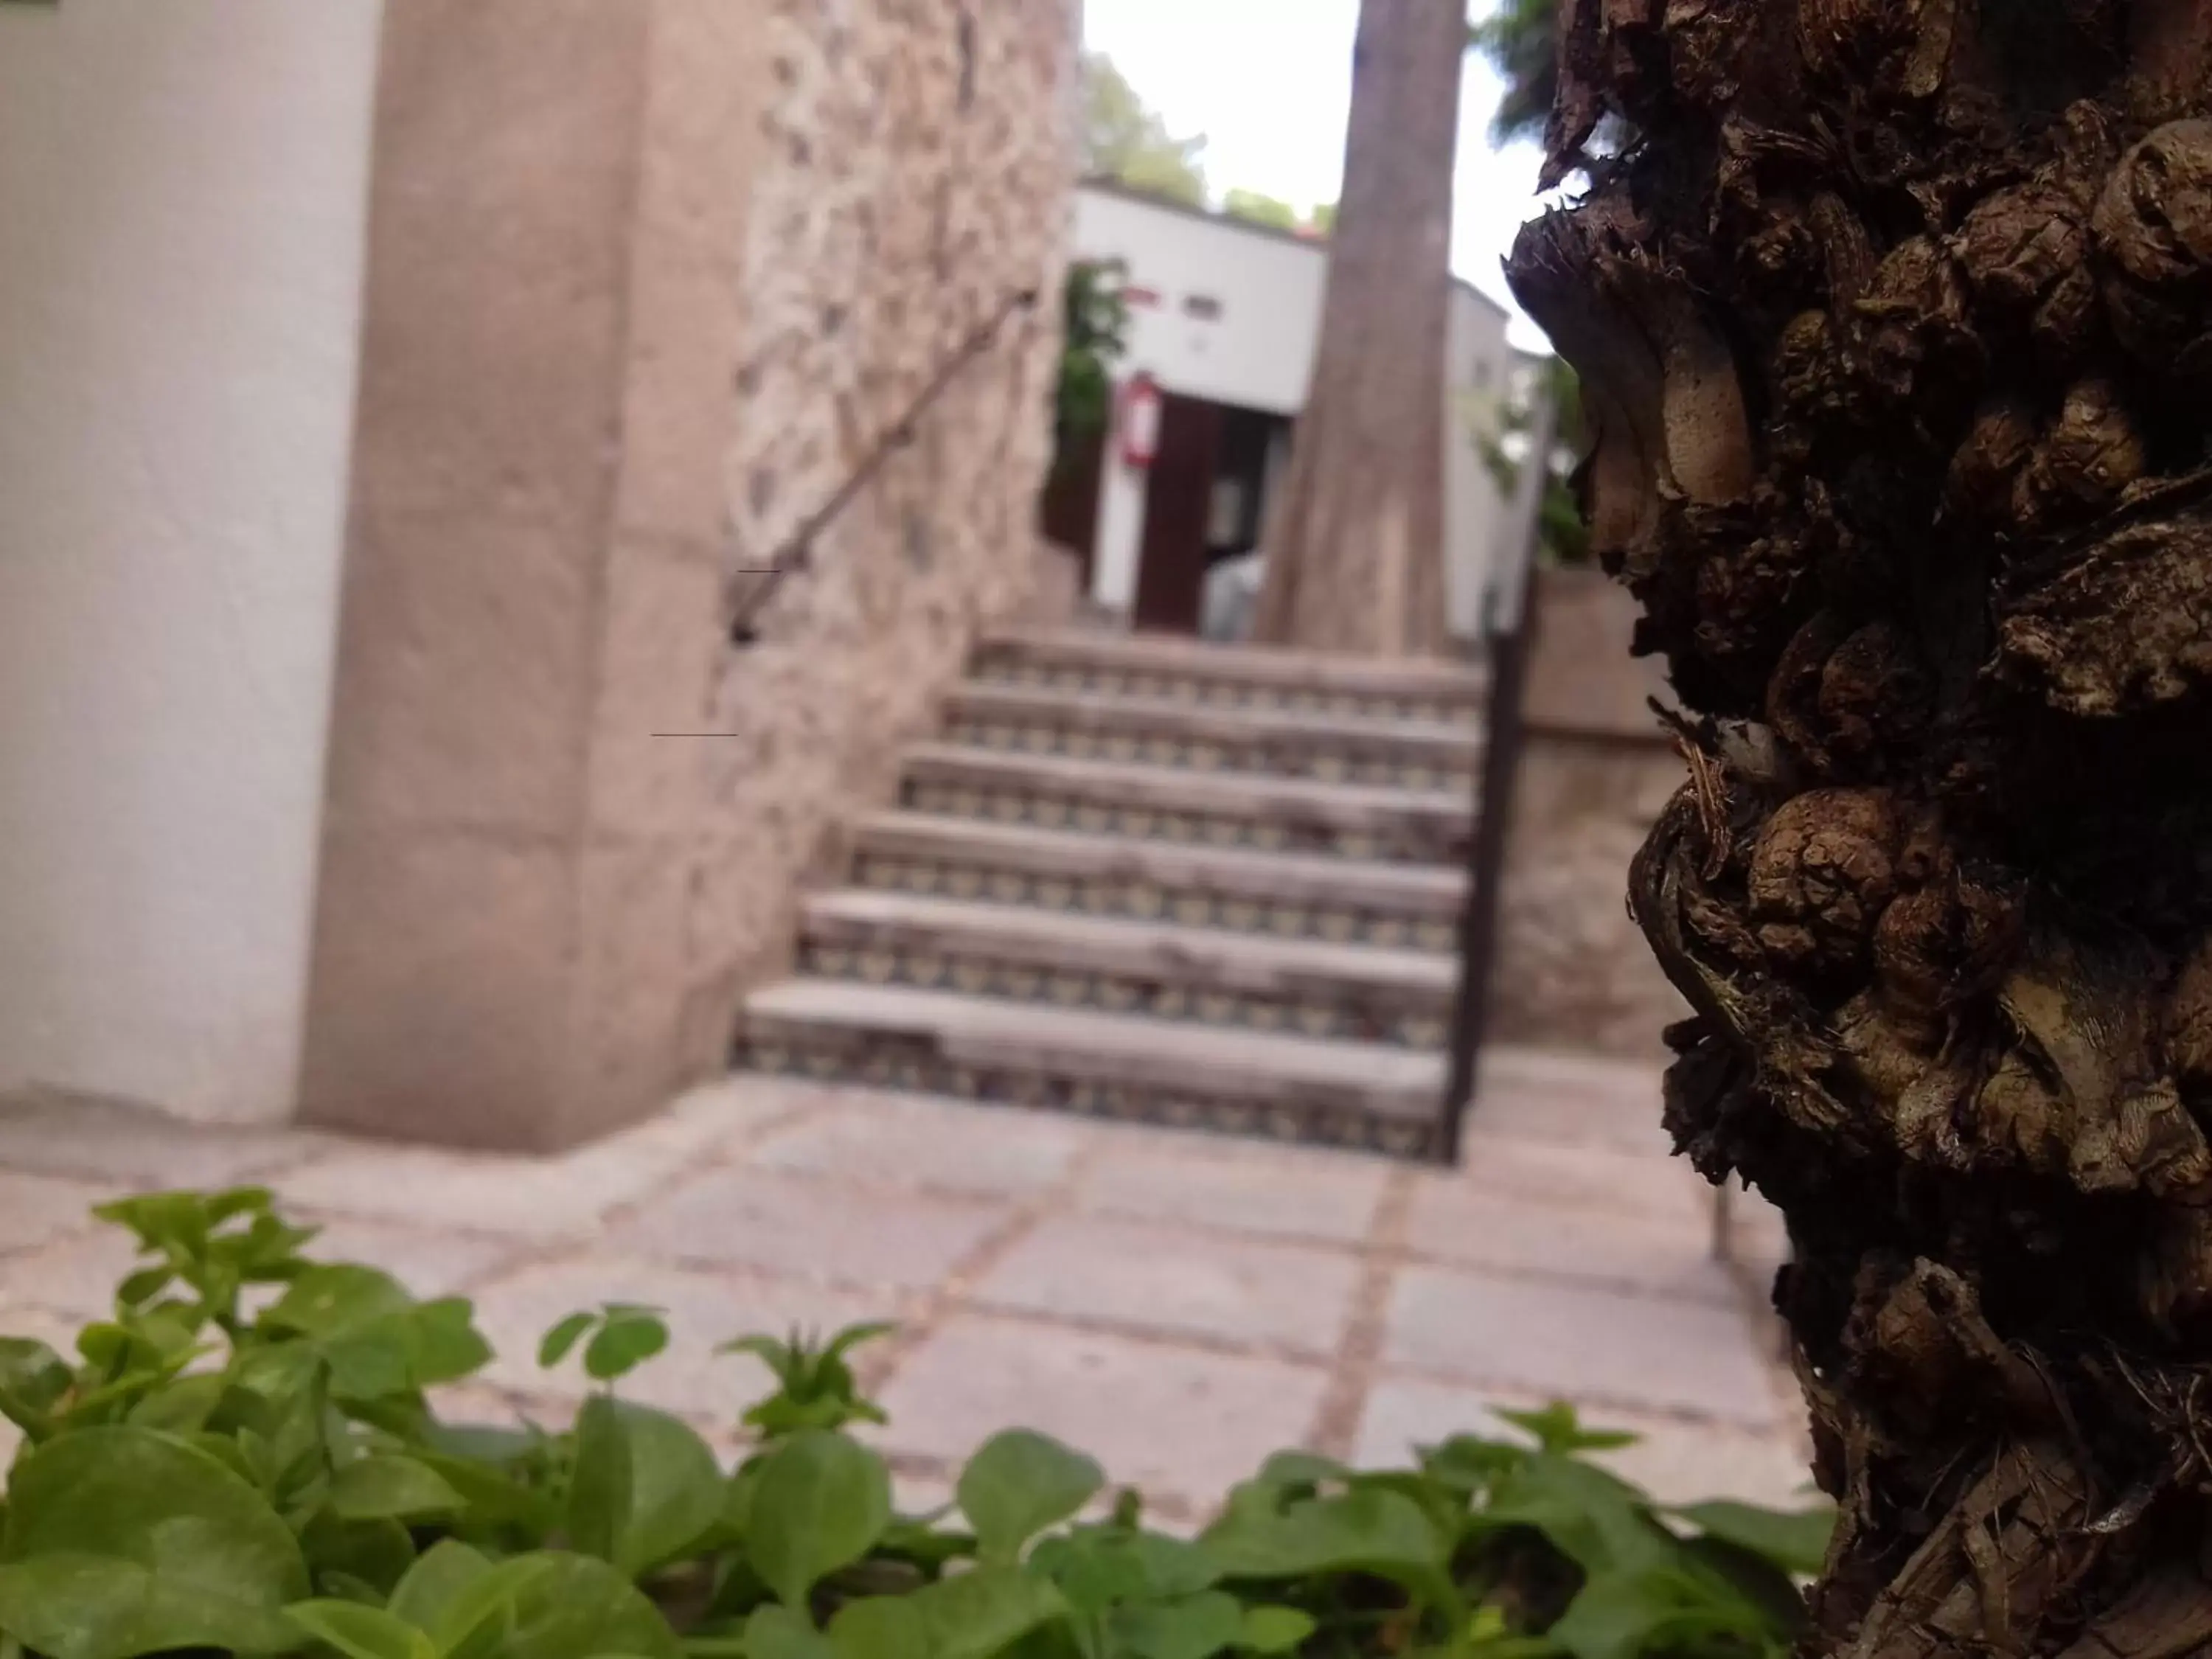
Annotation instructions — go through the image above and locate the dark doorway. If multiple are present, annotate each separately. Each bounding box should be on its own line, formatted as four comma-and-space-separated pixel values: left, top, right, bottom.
1039, 421, 1106, 593
1133, 393, 1224, 633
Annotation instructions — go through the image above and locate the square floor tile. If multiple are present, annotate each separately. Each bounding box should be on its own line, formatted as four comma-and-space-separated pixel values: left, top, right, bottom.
1402, 1184, 1734, 1304
748, 1093, 1084, 1197
605, 1167, 1010, 1291
0, 1170, 121, 1257
0, 1094, 320, 1189
1451, 1131, 1714, 1229
875, 1312, 1329, 1510
1382, 1265, 1781, 1429
1469, 1050, 1670, 1154
270, 1132, 701, 1241
971, 1215, 1361, 1358
1077, 1143, 1388, 1245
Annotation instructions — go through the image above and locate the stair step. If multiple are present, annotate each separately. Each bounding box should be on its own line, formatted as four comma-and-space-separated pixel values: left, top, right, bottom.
973, 630, 1485, 722
798, 890, 1454, 1048
900, 745, 1473, 866
849, 813, 1466, 950
943, 684, 1481, 790
736, 980, 1446, 1158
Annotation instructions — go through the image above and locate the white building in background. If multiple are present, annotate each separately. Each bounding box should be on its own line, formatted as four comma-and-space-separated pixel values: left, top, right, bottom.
1046, 180, 1520, 644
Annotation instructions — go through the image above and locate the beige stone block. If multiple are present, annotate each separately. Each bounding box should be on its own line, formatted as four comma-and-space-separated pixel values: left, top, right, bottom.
299, 832, 573, 1150
554, 839, 694, 1144
616, 247, 746, 546
352, 0, 653, 526
674, 967, 746, 1080
636, 0, 769, 251
582, 540, 724, 838
324, 510, 596, 832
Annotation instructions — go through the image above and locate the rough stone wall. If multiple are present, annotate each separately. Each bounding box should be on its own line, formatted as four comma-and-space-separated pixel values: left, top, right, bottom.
672, 0, 1076, 1071
1492, 571, 1691, 1060
303, 0, 1073, 1152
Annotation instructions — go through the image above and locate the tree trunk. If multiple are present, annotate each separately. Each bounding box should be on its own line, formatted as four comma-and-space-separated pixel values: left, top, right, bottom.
1250, 0, 1463, 658
1508, 4, 2212, 1654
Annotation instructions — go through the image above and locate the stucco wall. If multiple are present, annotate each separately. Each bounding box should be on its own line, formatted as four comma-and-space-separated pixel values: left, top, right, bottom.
0, 1, 383, 1123
303, 0, 1075, 1151
1492, 570, 1691, 1060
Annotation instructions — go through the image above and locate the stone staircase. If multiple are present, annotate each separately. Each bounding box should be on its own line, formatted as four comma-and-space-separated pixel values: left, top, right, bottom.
732, 630, 1487, 1159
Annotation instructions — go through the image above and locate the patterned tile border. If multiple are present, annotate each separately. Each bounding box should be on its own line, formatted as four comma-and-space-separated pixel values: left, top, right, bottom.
900, 781, 1459, 866
798, 940, 1452, 1050
850, 856, 1461, 953
733, 1036, 1441, 1162
970, 658, 1467, 725
944, 716, 1478, 796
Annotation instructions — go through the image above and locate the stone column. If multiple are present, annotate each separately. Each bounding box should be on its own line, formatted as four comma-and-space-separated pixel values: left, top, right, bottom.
299, 0, 770, 1150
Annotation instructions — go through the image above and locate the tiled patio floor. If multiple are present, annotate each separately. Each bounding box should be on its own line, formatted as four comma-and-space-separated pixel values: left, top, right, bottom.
0, 1048, 1809, 1523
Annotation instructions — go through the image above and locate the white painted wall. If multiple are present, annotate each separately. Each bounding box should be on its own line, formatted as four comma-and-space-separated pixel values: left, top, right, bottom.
1075, 183, 1517, 639
0, 1, 383, 1122
1445, 283, 1514, 641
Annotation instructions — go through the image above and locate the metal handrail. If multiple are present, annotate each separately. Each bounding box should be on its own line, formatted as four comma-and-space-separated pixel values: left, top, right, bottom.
728, 288, 1040, 645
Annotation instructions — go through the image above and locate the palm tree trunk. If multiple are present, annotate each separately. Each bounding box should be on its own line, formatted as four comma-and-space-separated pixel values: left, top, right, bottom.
1251, 0, 1463, 658
1509, 3, 2212, 1652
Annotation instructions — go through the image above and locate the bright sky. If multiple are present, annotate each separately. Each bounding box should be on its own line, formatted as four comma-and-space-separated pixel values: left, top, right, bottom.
1083, 0, 1553, 352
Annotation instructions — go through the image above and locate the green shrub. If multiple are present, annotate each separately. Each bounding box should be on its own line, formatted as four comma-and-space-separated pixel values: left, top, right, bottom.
0, 1189, 1829, 1659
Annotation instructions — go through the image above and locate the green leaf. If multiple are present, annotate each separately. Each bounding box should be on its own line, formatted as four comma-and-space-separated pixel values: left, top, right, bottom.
287, 1600, 438, 1659
126, 1373, 227, 1434
1246, 1453, 1349, 1494
328, 1455, 467, 1522
387, 1540, 496, 1636
748, 1430, 892, 1613
115, 1267, 177, 1311
0, 1338, 72, 1439
746, 1604, 836, 1659
1544, 1568, 1769, 1659
1030, 1528, 1217, 1615
446, 1553, 680, 1659
959, 1431, 1105, 1563
300, 1514, 417, 1601
1235, 1608, 1313, 1655
827, 1597, 928, 1659
1107, 1592, 1243, 1659
908, 1565, 1070, 1659
1492, 1405, 1638, 1455
1199, 1487, 1444, 1580
1673, 1500, 1835, 1578
540, 1313, 599, 1371
584, 1309, 670, 1384
568, 1399, 726, 1578
260, 1270, 490, 1399
1477, 1456, 1675, 1579
0, 1425, 309, 1659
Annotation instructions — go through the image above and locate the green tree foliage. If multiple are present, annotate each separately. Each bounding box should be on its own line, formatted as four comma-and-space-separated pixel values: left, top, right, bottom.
1478, 355, 1588, 568
1052, 260, 1130, 479
1082, 52, 1207, 207
1220, 190, 1302, 233
1468, 0, 1558, 148
0, 1187, 1829, 1659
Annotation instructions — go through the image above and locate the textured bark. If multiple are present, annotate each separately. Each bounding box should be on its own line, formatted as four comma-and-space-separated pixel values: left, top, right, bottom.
1507, 4, 2212, 1654
1250, 0, 1461, 657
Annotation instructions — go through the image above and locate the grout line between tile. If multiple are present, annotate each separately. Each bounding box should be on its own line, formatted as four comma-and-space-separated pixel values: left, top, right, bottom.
1307, 1164, 1415, 1459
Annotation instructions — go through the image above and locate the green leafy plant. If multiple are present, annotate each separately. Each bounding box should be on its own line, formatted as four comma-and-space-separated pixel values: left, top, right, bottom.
0, 1191, 1830, 1659
1054, 260, 1130, 453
